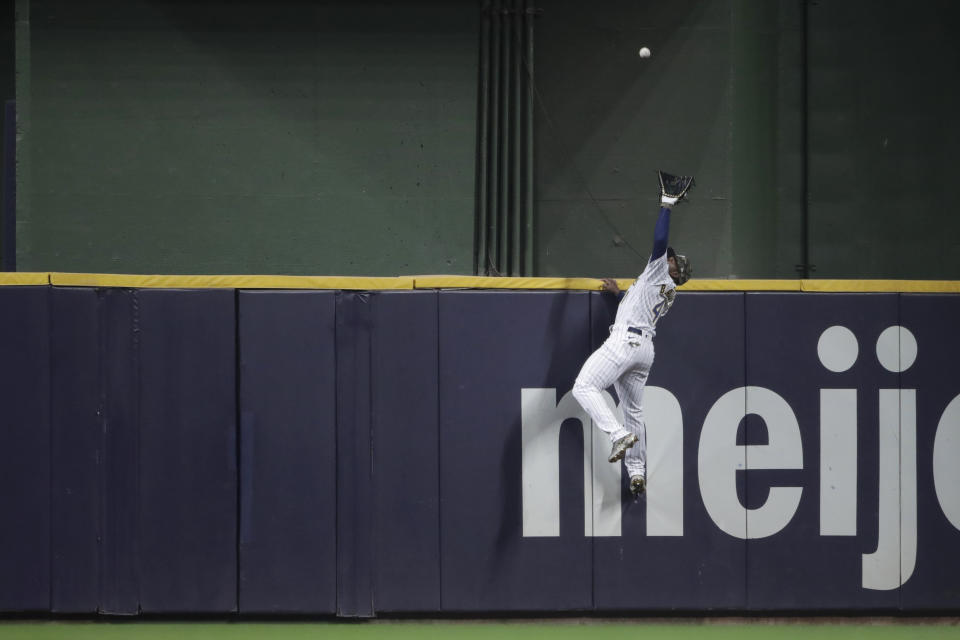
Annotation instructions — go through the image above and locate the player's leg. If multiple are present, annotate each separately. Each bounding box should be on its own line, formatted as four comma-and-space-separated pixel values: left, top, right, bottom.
572, 340, 632, 444
617, 341, 654, 494
617, 371, 648, 479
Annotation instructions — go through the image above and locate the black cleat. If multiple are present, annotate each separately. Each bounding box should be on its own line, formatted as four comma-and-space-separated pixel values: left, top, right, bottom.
608, 433, 639, 463
630, 474, 646, 496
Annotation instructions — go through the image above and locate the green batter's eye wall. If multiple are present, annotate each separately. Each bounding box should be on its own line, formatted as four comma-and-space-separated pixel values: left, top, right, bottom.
10, 1, 960, 280
1, 275, 959, 615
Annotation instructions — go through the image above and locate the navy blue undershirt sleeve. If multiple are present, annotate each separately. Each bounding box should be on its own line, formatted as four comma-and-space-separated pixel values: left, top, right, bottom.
650, 206, 671, 262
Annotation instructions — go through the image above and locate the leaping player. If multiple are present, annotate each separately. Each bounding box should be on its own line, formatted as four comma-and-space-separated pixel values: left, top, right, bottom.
572, 171, 694, 497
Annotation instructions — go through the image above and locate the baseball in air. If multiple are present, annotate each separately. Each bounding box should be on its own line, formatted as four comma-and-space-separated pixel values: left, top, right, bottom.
638, 47, 651, 58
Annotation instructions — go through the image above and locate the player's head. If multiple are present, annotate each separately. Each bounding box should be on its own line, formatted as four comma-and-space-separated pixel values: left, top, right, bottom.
667, 247, 691, 286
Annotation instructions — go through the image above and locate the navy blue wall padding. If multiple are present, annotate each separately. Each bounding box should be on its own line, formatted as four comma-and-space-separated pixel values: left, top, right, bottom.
137, 290, 237, 613
237, 290, 337, 614
0, 287, 50, 611
899, 294, 960, 610
336, 293, 374, 617
439, 291, 593, 611
588, 288, 620, 348
591, 292, 749, 611
3, 284, 960, 616
99, 289, 141, 614
743, 293, 899, 610
371, 291, 441, 612
50, 287, 100, 612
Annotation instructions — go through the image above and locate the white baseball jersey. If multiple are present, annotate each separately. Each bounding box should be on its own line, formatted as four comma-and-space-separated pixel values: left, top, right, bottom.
613, 253, 676, 337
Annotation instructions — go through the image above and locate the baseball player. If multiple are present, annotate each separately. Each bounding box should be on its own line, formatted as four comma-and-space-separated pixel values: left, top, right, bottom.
572, 171, 693, 496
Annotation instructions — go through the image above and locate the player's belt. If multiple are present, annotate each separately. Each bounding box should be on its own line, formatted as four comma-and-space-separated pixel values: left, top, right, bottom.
627, 327, 650, 339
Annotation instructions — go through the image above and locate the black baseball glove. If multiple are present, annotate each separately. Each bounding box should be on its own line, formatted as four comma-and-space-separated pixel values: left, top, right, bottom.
658, 170, 695, 206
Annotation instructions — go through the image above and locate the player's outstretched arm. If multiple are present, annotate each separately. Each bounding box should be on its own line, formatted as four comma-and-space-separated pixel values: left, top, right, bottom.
650, 206, 671, 262
652, 170, 695, 263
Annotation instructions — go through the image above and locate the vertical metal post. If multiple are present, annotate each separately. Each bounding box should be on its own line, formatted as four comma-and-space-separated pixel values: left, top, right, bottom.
799, 0, 810, 279
497, 1, 510, 275
474, 3, 491, 275
511, 0, 522, 275
487, 0, 501, 275
523, 0, 535, 276
12, 0, 28, 273
2, 100, 14, 271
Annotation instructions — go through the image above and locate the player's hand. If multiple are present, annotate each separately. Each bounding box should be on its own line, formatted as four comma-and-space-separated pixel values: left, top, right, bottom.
600, 278, 620, 295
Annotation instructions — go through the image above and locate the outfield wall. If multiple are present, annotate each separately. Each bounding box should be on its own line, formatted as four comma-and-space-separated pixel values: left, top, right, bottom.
1, 276, 959, 615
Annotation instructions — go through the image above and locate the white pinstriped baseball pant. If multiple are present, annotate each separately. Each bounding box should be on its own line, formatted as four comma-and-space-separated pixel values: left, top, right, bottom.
572, 325, 654, 476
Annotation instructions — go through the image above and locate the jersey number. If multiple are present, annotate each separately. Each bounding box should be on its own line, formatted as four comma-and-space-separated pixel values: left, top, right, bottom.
651, 285, 675, 326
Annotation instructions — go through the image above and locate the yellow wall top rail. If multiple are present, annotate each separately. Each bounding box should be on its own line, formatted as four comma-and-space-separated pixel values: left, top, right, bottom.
1, 273, 959, 293
46, 273, 415, 290
0, 272, 49, 286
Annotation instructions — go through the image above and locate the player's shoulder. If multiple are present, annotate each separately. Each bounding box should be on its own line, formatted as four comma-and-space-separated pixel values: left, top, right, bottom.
648, 252, 668, 268
640, 253, 669, 279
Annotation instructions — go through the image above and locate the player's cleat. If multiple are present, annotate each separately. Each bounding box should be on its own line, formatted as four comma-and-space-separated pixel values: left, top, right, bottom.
608, 433, 639, 463
630, 474, 646, 496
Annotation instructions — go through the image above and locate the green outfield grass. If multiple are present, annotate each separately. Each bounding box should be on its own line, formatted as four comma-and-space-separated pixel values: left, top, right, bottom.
0, 622, 959, 640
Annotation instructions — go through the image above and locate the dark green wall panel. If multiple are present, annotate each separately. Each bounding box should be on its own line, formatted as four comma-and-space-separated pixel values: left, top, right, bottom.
20, 0, 477, 275
532, 0, 960, 280
16, 0, 960, 279
807, 1, 960, 278
730, 0, 804, 278
533, 0, 803, 279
